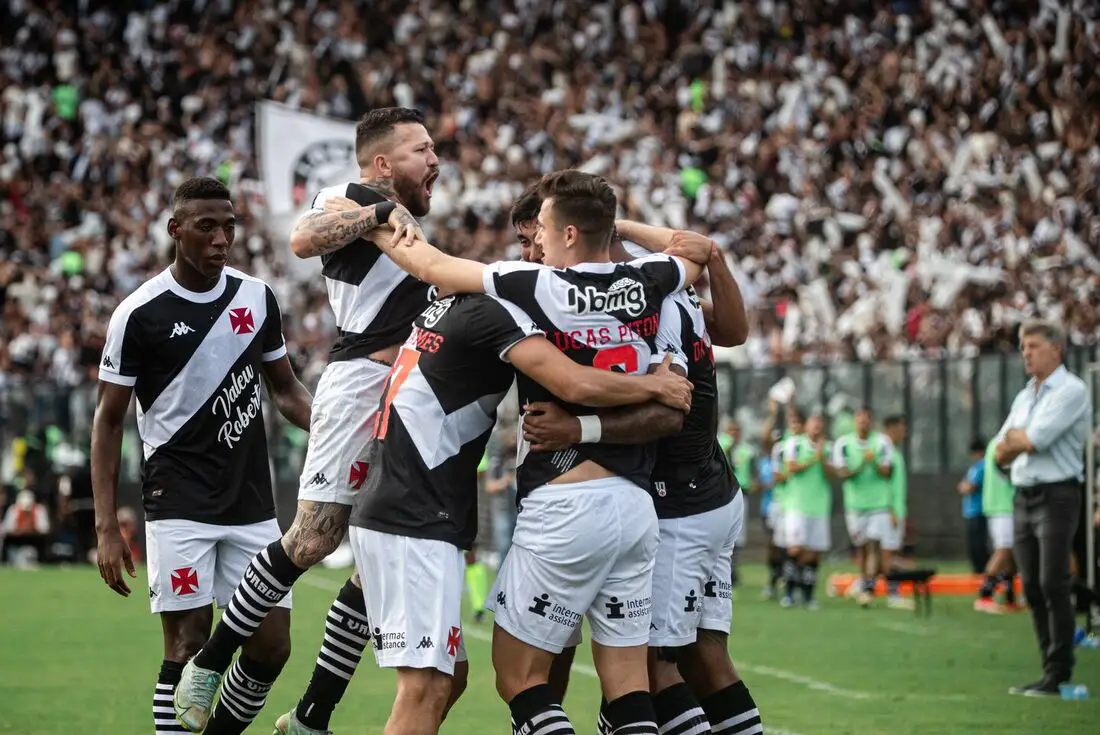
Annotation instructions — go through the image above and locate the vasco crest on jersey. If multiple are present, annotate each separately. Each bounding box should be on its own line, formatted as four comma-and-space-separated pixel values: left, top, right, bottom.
566, 277, 647, 317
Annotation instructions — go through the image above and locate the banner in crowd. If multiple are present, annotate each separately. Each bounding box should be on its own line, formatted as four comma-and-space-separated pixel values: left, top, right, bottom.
256, 100, 359, 216
255, 100, 360, 276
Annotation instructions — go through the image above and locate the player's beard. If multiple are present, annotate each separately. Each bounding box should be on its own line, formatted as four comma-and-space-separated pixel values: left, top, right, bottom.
394, 172, 430, 217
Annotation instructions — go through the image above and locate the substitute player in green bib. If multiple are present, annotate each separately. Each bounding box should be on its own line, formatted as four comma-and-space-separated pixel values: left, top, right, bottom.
780, 414, 832, 610
831, 407, 895, 607
761, 401, 803, 600
881, 415, 912, 610
976, 437, 1019, 613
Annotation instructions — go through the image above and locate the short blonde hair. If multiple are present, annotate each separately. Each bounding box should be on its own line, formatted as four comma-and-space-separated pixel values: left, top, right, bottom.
1018, 319, 1066, 351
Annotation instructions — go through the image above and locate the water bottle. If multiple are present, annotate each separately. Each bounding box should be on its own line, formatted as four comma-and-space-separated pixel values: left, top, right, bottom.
1059, 683, 1089, 701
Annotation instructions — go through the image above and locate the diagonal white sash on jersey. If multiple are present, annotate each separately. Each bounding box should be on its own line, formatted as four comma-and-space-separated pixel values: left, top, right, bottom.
393, 368, 506, 470
138, 279, 269, 459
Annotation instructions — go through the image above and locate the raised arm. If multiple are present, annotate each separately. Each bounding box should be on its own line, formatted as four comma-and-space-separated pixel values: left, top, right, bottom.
700, 242, 749, 347
378, 225, 488, 294
288, 185, 406, 259
615, 219, 676, 253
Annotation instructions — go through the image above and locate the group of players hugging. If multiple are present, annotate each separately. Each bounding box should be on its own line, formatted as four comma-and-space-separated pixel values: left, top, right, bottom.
92, 108, 763, 735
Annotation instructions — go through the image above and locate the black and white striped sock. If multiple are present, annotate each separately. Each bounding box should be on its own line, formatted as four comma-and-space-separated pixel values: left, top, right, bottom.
295, 579, 370, 730
597, 697, 613, 734
701, 680, 762, 735
509, 684, 575, 735
154, 660, 187, 734
653, 683, 711, 735
604, 690, 659, 735
194, 541, 305, 673
204, 656, 283, 735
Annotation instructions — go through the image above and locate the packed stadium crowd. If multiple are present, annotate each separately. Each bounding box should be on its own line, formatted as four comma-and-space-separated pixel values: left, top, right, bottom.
2, 0, 1100, 391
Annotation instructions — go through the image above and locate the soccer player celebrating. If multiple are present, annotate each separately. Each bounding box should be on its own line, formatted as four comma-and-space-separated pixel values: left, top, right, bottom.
348, 288, 692, 734
831, 407, 895, 607
380, 169, 712, 735
91, 177, 313, 735
175, 108, 439, 735
781, 414, 832, 609
521, 223, 764, 735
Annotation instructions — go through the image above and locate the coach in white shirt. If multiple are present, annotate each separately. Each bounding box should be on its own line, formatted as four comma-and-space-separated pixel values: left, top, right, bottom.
995, 319, 1088, 697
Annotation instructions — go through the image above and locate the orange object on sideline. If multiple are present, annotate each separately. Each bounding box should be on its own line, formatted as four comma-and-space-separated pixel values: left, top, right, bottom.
826, 573, 1024, 597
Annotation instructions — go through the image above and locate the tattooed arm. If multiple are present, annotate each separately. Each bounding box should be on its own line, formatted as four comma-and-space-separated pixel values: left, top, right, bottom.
289, 205, 387, 259
282, 501, 352, 567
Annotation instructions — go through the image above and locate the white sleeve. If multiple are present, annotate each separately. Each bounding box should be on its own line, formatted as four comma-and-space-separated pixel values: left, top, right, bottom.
481, 260, 544, 302
649, 295, 689, 373
293, 183, 351, 227
99, 302, 142, 387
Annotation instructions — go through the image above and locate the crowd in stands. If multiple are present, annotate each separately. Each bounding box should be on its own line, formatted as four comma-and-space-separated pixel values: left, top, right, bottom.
2, 0, 1099, 395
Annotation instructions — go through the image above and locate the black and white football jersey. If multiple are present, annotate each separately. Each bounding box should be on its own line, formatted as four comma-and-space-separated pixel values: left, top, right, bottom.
649, 287, 738, 519
349, 294, 542, 549
481, 255, 686, 501
304, 183, 433, 361
99, 267, 286, 525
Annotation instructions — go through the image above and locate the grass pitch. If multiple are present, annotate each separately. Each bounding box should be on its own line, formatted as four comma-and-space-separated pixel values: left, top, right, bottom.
1, 564, 1097, 734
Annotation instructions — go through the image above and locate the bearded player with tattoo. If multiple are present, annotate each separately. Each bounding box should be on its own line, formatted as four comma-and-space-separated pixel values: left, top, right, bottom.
174, 108, 441, 735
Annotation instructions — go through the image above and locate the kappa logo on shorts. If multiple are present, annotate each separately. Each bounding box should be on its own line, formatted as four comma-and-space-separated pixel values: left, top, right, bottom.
101, 355, 115, 369
416, 637, 434, 649
348, 461, 369, 490
307, 472, 328, 487
528, 593, 552, 617
229, 307, 255, 335
171, 567, 199, 596
704, 580, 718, 598
496, 591, 507, 609
684, 589, 698, 613
446, 627, 461, 657
605, 596, 626, 620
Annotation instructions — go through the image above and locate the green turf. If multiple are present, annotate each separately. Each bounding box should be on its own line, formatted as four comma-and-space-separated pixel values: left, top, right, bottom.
0, 565, 1097, 734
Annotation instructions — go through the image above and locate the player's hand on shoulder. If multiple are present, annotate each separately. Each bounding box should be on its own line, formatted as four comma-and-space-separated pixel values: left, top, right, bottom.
666, 230, 713, 264
387, 203, 427, 241
323, 195, 361, 213
649, 353, 693, 413
96, 525, 137, 597
522, 402, 580, 452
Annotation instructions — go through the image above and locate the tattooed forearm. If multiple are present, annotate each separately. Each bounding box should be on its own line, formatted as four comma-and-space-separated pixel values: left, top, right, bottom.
282, 501, 352, 567
291, 207, 382, 257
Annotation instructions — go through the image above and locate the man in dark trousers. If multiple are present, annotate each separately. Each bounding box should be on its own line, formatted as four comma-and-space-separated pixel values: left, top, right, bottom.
995, 319, 1088, 697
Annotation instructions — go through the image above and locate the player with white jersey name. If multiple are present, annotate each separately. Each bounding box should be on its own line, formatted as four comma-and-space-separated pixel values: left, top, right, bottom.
176, 108, 441, 735
91, 177, 314, 735
520, 220, 764, 735
347, 283, 692, 733
379, 170, 712, 735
